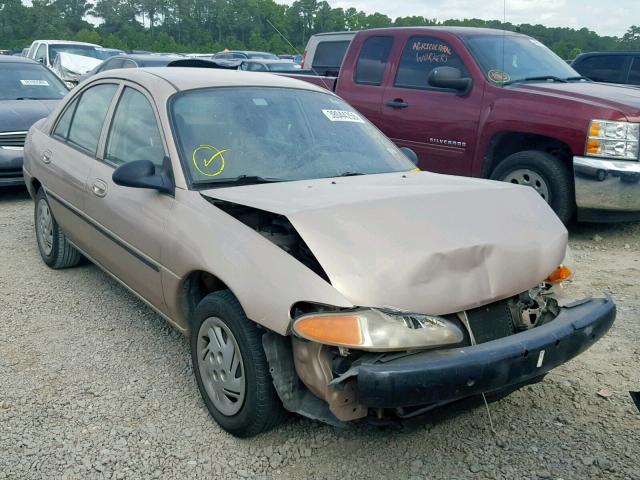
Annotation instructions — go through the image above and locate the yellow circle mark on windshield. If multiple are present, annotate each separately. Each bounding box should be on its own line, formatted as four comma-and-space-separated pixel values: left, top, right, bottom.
192, 144, 228, 177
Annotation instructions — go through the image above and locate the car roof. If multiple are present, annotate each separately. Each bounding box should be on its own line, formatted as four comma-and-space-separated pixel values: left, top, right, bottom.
242, 59, 296, 64
0, 55, 39, 64
32, 40, 100, 47
92, 67, 329, 94
362, 26, 528, 38
117, 54, 182, 64
310, 31, 359, 37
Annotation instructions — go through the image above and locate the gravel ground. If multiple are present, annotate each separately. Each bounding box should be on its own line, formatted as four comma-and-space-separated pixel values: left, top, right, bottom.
1, 186, 638, 480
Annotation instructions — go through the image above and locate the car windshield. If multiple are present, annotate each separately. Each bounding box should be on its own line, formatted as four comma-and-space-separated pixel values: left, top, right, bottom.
465, 34, 578, 85
172, 87, 415, 186
49, 44, 99, 63
0, 63, 68, 100
95, 49, 123, 60
248, 52, 279, 59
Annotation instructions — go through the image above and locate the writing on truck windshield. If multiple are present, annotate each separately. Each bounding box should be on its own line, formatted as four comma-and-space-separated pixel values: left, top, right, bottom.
465, 35, 578, 85
171, 87, 415, 186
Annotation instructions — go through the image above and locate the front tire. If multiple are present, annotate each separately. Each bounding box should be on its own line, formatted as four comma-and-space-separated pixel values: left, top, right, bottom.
190, 290, 285, 437
491, 150, 575, 224
34, 188, 82, 269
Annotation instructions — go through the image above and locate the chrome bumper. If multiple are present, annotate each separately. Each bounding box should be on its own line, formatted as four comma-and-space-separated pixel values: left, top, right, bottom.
574, 156, 640, 220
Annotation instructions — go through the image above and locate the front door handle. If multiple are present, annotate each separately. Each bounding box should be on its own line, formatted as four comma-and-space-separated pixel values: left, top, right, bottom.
385, 99, 409, 109
91, 179, 107, 198
41, 150, 52, 164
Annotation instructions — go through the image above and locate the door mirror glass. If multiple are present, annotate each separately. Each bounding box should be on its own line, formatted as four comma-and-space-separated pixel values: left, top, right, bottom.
428, 66, 473, 95
112, 159, 173, 194
399, 147, 418, 165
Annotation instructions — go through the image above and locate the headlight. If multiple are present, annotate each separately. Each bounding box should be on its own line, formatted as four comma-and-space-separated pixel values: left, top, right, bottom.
586, 119, 639, 160
292, 308, 464, 352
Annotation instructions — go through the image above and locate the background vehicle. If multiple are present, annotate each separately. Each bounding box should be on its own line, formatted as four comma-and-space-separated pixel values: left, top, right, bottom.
26, 40, 102, 69
78, 54, 183, 83
22, 67, 614, 438
0, 55, 67, 186
278, 54, 303, 65
301, 31, 357, 76
95, 47, 126, 60
572, 51, 640, 86
212, 50, 278, 60
290, 27, 640, 223
239, 59, 300, 72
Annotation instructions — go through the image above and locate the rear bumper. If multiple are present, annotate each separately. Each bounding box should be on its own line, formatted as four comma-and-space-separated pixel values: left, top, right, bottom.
0, 148, 24, 186
574, 156, 640, 221
355, 297, 615, 408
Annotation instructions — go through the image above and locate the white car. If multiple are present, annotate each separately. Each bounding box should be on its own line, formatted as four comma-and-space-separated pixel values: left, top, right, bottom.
26, 40, 102, 87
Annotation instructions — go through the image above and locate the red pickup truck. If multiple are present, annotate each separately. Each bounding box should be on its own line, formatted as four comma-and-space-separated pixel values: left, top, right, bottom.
291, 27, 640, 223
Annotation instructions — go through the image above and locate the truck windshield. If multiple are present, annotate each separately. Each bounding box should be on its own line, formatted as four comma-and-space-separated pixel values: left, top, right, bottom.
171, 87, 415, 186
0, 63, 68, 100
49, 44, 99, 64
465, 34, 578, 85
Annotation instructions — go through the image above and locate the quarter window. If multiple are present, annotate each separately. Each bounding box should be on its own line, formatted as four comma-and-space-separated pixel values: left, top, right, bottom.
67, 84, 118, 155
395, 36, 467, 90
53, 98, 79, 140
355, 36, 393, 86
105, 87, 164, 167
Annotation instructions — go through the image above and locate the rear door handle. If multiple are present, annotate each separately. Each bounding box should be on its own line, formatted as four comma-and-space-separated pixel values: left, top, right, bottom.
91, 179, 107, 197
385, 99, 409, 109
41, 150, 52, 164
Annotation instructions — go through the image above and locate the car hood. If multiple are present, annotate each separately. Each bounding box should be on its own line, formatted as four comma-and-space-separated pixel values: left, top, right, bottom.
53, 52, 102, 77
201, 172, 568, 315
509, 81, 640, 119
0, 99, 59, 132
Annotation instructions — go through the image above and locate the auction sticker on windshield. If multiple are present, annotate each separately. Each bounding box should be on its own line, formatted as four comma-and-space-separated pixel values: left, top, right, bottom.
192, 144, 227, 177
20, 80, 49, 86
487, 70, 510, 83
322, 109, 364, 123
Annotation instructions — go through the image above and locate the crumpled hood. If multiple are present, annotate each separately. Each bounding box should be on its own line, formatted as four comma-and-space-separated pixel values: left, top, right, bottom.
53, 52, 101, 77
510, 82, 640, 119
202, 172, 568, 315
0, 99, 59, 132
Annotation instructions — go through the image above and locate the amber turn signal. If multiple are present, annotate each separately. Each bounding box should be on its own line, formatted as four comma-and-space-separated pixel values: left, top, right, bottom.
546, 264, 573, 284
293, 314, 364, 347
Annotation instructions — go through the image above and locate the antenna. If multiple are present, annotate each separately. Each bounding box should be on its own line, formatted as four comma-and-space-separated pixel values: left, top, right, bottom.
501, 0, 506, 87
265, 18, 332, 91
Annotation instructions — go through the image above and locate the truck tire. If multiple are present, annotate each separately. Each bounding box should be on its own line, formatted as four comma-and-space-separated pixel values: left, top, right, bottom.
190, 290, 286, 437
34, 188, 82, 269
491, 150, 575, 224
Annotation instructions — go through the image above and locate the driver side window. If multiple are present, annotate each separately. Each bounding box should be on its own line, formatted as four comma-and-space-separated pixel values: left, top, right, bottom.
105, 87, 165, 167
35, 44, 47, 64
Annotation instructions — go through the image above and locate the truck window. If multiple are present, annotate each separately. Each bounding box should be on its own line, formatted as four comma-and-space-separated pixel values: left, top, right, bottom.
355, 36, 393, 86
395, 36, 467, 90
574, 55, 627, 84
628, 58, 640, 85
312, 41, 350, 71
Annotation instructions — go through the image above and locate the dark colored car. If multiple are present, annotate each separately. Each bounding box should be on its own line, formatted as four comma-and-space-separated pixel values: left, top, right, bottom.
571, 51, 640, 86
212, 50, 279, 60
0, 55, 67, 186
291, 27, 640, 223
78, 54, 183, 83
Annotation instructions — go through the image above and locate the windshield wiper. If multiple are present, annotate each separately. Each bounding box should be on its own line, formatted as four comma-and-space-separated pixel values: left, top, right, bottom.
505, 75, 568, 86
15, 97, 58, 100
565, 76, 592, 82
200, 175, 285, 187
336, 172, 366, 177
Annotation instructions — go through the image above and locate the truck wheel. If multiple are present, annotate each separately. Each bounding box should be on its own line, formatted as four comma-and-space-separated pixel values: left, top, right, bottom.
491, 150, 575, 224
34, 188, 82, 269
190, 290, 285, 437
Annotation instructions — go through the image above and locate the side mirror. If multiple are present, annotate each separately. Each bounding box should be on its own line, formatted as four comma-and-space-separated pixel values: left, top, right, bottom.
37, 58, 44, 64
112, 159, 174, 195
428, 67, 473, 96
400, 147, 418, 165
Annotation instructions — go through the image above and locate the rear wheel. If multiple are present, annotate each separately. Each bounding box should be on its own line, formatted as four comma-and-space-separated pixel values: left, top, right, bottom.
34, 188, 82, 269
491, 150, 575, 224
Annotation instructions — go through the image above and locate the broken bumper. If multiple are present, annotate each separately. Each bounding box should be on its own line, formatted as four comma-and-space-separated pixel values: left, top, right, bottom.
355, 297, 615, 408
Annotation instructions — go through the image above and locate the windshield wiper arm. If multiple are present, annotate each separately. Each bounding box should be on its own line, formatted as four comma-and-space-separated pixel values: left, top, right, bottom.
336, 172, 366, 177
202, 175, 285, 187
565, 76, 592, 82
505, 75, 568, 86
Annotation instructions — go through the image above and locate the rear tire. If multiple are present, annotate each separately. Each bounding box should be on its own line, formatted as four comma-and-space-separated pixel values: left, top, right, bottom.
191, 290, 285, 437
34, 188, 82, 269
491, 150, 575, 224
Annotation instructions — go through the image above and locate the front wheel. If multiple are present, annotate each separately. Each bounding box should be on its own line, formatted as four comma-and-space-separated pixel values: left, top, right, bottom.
190, 290, 285, 437
491, 150, 575, 224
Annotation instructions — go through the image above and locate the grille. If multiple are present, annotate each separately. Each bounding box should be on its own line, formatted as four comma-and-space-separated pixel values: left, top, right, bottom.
0, 131, 27, 148
465, 299, 515, 344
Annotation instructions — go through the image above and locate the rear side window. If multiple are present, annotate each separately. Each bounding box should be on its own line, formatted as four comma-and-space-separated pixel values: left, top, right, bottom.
355, 36, 393, 86
312, 41, 350, 69
395, 36, 467, 90
574, 55, 627, 83
67, 84, 118, 155
628, 58, 640, 85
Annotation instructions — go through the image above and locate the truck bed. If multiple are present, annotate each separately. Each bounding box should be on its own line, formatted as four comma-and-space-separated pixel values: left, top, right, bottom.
281, 72, 337, 92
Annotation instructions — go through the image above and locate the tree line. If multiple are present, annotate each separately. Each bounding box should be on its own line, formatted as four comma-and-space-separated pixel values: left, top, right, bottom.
1, 0, 639, 59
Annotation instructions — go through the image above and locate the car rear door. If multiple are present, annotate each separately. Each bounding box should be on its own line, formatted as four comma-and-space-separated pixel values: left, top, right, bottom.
379, 32, 483, 175
83, 83, 172, 310
39, 81, 119, 252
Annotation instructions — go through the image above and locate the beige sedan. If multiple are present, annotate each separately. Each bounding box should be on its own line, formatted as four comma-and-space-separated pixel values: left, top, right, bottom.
22, 68, 615, 437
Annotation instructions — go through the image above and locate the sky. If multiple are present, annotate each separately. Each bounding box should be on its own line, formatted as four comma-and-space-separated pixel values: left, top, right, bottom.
282, 0, 637, 37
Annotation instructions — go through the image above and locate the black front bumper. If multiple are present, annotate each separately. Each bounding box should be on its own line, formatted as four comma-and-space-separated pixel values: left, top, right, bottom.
0, 149, 25, 186
356, 297, 615, 408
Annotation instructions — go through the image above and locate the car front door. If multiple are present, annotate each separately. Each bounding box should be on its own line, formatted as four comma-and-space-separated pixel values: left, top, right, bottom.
380, 33, 483, 175
41, 82, 119, 251
83, 84, 172, 311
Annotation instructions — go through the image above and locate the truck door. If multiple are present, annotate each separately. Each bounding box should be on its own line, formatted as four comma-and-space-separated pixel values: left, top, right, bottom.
380, 34, 483, 175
